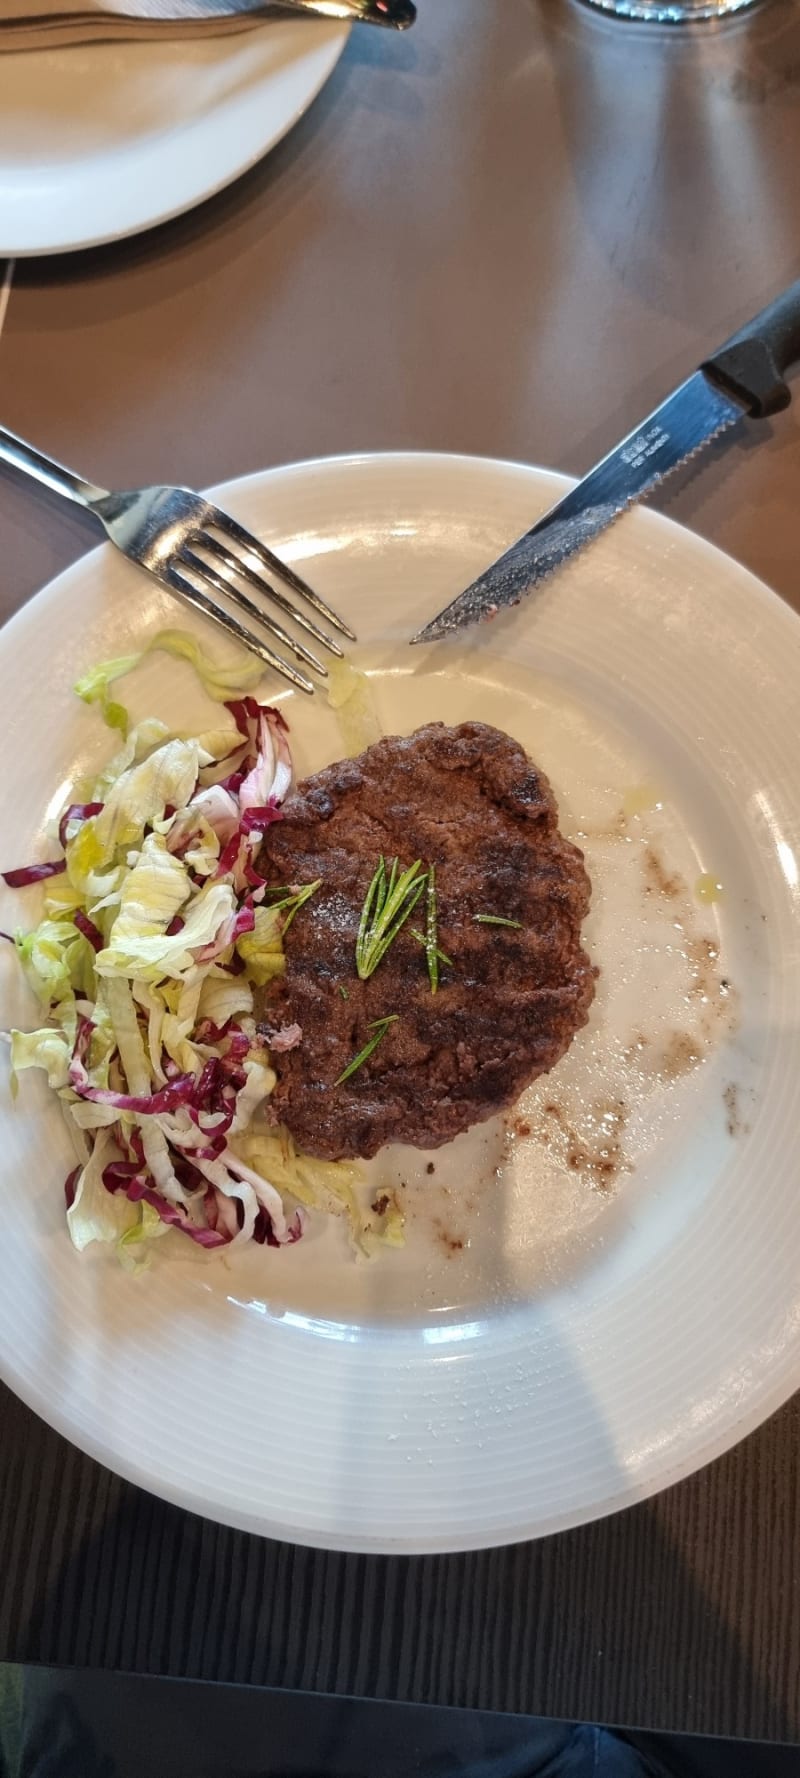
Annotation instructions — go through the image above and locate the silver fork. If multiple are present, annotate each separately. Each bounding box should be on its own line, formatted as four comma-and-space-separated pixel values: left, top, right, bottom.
0, 425, 355, 694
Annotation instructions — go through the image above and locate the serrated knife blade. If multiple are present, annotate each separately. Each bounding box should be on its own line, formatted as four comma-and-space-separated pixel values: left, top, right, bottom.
411, 278, 800, 645
412, 373, 741, 642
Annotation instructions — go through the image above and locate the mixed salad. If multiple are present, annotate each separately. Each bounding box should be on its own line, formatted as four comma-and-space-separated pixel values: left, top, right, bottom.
1, 632, 402, 1269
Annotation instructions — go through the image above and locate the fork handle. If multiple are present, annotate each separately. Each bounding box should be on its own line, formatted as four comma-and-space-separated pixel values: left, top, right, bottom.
0, 424, 108, 509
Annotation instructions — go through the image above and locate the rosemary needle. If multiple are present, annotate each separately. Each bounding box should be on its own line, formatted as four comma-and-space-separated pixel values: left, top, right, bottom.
410, 930, 453, 971
335, 1015, 398, 1085
425, 864, 439, 994
473, 913, 523, 930
263, 880, 322, 931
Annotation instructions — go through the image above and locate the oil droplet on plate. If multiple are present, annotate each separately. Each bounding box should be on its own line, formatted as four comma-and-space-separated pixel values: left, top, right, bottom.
623, 783, 662, 818
695, 872, 724, 905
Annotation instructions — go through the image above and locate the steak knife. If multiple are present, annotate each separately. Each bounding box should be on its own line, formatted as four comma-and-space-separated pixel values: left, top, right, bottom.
412, 279, 800, 644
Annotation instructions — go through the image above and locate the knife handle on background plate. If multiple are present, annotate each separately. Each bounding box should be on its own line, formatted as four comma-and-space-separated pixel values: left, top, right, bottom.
703, 276, 800, 418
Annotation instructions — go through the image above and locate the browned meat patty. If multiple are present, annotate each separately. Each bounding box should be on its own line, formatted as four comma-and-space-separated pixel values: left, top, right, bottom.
257, 722, 595, 1160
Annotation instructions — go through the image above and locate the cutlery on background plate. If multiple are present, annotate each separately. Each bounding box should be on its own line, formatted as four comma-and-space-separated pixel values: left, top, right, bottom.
0, 0, 416, 50
413, 278, 800, 642
269, 0, 415, 24
0, 426, 355, 693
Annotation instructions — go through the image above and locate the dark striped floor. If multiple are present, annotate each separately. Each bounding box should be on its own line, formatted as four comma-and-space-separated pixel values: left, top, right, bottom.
2, 1383, 800, 1741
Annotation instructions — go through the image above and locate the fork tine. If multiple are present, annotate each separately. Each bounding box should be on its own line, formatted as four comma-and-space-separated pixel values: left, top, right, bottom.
180, 545, 328, 677
210, 509, 357, 643
164, 565, 314, 694
197, 531, 344, 658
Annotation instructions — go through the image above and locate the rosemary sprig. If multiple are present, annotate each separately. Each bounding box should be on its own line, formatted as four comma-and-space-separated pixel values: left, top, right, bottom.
335, 1015, 398, 1085
263, 880, 321, 932
473, 913, 523, 930
356, 856, 428, 979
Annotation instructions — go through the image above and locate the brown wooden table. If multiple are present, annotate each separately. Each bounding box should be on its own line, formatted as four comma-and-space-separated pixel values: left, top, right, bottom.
1, 0, 800, 1743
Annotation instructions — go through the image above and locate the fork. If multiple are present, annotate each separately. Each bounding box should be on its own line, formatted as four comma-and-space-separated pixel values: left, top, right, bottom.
268, 0, 416, 23
0, 425, 355, 694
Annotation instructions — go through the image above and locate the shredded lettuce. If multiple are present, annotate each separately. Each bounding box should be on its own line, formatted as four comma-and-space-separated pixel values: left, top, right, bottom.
196, 972, 253, 1028
97, 873, 236, 983
75, 628, 265, 726
67, 1128, 140, 1252
93, 740, 200, 855
116, 1201, 170, 1273
14, 919, 95, 1009
229, 1057, 277, 1133
2, 633, 399, 1268
232, 1129, 404, 1258
142, 630, 267, 702
73, 652, 139, 735
326, 658, 381, 754
10, 1026, 72, 1091
234, 905, 286, 985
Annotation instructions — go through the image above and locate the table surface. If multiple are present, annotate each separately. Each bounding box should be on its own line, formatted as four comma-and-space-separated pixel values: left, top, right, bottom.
1, 0, 800, 1746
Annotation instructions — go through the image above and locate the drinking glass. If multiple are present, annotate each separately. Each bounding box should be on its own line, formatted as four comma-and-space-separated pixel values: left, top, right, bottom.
577, 0, 764, 20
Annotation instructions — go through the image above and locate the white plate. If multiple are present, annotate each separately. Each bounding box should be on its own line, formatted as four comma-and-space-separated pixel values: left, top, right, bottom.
0, 15, 348, 256
0, 451, 799, 1554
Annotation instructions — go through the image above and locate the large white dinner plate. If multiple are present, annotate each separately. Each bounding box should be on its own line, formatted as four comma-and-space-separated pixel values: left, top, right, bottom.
0, 15, 348, 256
0, 451, 799, 1553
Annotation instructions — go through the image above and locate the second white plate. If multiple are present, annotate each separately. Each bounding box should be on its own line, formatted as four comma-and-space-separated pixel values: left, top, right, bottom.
0, 451, 799, 1552
0, 14, 348, 255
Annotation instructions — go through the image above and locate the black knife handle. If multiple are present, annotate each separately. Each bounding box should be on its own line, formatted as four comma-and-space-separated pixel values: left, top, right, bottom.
702, 277, 800, 418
